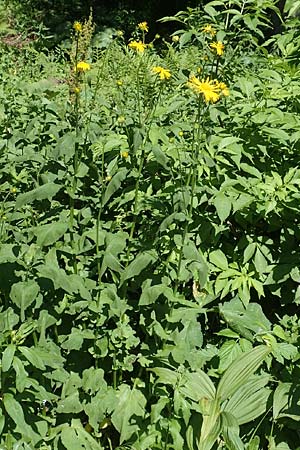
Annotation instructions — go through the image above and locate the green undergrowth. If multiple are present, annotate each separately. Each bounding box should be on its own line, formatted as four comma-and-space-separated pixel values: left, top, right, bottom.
0, 1, 300, 449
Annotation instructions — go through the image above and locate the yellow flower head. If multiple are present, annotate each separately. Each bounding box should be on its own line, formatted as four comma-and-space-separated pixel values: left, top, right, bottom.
116, 80, 123, 86
73, 21, 83, 33
210, 41, 225, 56
76, 61, 91, 72
74, 86, 80, 94
187, 76, 220, 103
172, 35, 180, 43
128, 40, 147, 53
217, 81, 230, 97
118, 116, 125, 124
138, 21, 149, 32
152, 66, 171, 80
202, 24, 216, 36
121, 151, 129, 159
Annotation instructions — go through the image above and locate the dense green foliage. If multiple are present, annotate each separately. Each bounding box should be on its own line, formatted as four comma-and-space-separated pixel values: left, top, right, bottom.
0, 0, 300, 449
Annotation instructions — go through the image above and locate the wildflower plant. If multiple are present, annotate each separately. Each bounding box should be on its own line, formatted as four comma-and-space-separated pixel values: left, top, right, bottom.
0, 2, 300, 450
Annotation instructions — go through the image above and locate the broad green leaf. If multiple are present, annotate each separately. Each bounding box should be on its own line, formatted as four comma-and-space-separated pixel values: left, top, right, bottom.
13, 356, 29, 392
214, 193, 231, 222
2, 344, 16, 372
198, 398, 221, 450
217, 345, 271, 401
102, 168, 127, 206
120, 250, 157, 285
3, 393, 40, 443
61, 421, 103, 450
35, 222, 68, 247
82, 367, 107, 394
209, 250, 228, 270
224, 375, 270, 424
179, 370, 216, 401
273, 382, 291, 420
111, 384, 146, 443
150, 367, 179, 386
221, 411, 244, 450
10, 280, 40, 321
15, 183, 61, 208
18, 346, 46, 370
152, 145, 170, 170
139, 284, 173, 305
57, 392, 83, 414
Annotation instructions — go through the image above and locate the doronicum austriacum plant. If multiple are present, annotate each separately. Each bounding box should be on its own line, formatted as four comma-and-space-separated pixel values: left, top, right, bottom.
0, 0, 300, 449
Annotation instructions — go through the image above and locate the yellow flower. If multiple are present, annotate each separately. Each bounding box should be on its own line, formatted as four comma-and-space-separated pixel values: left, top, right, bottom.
74, 87, 80, 94
202, 24, 216, 36
217, 81, 230, 97
152, 66, 171, 80
178, 131, 184, 137
116, 80, 123, 86
10, 187, 17, 193
73, 21, 82, 33
172, 35, 180, 43
210, 41, 225, 56
128, 40, 147, 53
121, 151, 129, 159
76, 61, 91, 72
187, 76, 220, 103
138, 21, 149, 32
105, 175, 112, 182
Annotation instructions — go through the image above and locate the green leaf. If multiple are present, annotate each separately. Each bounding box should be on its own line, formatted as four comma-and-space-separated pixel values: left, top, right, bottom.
61, 421, 103, 450
217, 345, 271, 401
2, 344, 16, 372
221, 411, 244, 450
102, 168, 127, 206
15, 183, 61, 208
152, 145, 170, 170
18, 346, 46, 370
35, 222, 68, 247
150, 367, 179, 386
214, 193, 231, 222
10, 280, 40, 322
179, 370, 216, 401
111, 384, 146, 443
3, 393, 40, 443
57, 392, 83, 414
120, 250, 157, 285
224, 375, 270, 424
209, 250, 228, 270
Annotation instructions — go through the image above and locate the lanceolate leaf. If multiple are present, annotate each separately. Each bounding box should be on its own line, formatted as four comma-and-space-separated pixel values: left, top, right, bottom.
216, 345, 271, 401
15, 183, 61, 208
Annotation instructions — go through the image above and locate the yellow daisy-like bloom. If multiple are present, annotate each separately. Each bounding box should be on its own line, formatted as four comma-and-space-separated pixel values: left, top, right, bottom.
217, 81, 230, 97
202, 24, 216, 36
172, 35, 180, 43
76, 61, 91, 72
210, 41, 225, 56
73, 86, 80, 94
73, 21, 82, 33
187, 76, 220, 103
128, 40, 147, 53
138, 21, 149, 32
152, 66, 171, 80
121, 151, 129, 159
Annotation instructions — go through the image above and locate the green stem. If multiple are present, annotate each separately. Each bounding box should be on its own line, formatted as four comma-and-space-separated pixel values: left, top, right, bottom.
174, 99, 203, 293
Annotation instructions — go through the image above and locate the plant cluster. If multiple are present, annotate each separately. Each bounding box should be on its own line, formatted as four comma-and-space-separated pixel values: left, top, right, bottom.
0, 1, 299, 449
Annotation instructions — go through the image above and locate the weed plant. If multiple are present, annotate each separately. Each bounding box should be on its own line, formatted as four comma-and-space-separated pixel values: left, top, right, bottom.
0, 1, 299, 449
